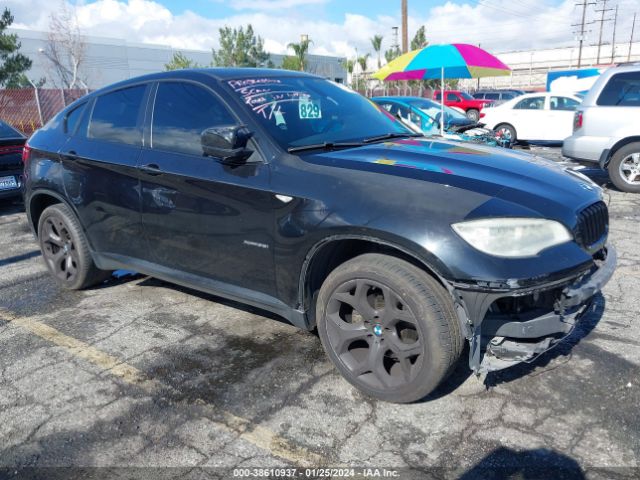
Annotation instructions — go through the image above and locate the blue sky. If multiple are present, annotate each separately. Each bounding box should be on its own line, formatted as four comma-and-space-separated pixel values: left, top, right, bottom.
9, 0, 638, 59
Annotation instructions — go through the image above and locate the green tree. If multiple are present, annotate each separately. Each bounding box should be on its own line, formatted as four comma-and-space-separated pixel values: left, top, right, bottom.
281, 55, 301, 71
212, 24, 271, 67
384, 47, 400, 64
287, 38, 312, 72
0, 8, 33, 87
357, 54, 369, 74
164, 52, 200, 71
411, 25, 428, 51
370, 34, 383, 69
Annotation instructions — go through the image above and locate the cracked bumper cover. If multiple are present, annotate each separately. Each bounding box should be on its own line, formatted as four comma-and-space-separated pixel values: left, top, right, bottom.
453, 245, 617, 374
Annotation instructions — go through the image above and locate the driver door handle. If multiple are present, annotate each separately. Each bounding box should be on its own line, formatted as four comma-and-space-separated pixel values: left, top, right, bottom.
139, 163, 163, 176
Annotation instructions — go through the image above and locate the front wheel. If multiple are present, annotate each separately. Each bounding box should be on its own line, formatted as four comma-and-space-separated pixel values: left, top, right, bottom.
316, 254, 463, 403
38, 203, 112, 290
466, 109, 480, 122
608, 142, 640, 193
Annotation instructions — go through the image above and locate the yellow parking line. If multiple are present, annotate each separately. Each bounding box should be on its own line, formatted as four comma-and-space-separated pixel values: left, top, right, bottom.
1, 309, 324, 467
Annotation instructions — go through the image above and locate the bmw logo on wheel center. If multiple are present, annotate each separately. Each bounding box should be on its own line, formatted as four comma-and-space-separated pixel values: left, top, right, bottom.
373, 324, 383, 337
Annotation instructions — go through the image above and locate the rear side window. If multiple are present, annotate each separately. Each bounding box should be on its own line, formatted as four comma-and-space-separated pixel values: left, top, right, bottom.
89, 85, 146, 145
473, 93, 485, 99
64, 103, 86, 135
597, 71, 640, 106
485, 93, 500, 100
151, 82, 235, 156
550, 96, 580, 111
514, 96, 545, 110
446, 93, 459, 101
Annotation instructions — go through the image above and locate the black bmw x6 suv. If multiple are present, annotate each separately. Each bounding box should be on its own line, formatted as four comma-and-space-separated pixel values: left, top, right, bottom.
23, 69, 615, 403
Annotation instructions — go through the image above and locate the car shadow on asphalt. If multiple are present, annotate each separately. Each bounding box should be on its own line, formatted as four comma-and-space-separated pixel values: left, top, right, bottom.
0, 198, 25, 216
458, 446, 585, 479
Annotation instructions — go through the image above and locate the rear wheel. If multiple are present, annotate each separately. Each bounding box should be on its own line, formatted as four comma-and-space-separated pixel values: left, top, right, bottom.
466, 109, 480, 122
608, 142, 640, 193
38, 203, 111, 290
316, 253, 463, 403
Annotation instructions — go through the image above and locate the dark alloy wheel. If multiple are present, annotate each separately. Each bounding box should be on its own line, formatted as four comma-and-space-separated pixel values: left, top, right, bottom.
37, 203, 111, 290
317, 253, 463, 403
41, 214, 80, 283
324, 278, 425, 390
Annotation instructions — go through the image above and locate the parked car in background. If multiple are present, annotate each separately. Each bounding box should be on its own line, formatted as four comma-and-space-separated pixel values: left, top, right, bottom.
372, 96, 511, 147
480, 92, 582, 144
23, 69, 615, 403
0, 120, 26, 200
433, 90, 493, 122
562, 64, 640, 193
473, 89, 525, 105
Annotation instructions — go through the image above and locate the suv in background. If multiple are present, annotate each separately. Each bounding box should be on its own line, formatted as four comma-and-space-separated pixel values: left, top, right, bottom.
473, 89, 524, 105
563, 64, 640, 193
433, 90, 493, 122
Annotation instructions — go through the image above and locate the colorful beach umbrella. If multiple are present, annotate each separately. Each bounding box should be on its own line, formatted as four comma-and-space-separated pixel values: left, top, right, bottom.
372, 44, 511, 136
372, 43, 511, 81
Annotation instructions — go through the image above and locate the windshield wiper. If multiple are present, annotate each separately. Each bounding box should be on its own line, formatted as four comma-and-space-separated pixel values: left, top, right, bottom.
362, 132, 424, 144
287, 141, 364, 153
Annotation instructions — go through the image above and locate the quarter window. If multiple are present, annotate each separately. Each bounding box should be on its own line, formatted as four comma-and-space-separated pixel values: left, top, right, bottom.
151, 82, 235, 156
89, 85, 146, 145
597, 72, 640, 106
446, 93, 459, 102
65, 103, 86, 135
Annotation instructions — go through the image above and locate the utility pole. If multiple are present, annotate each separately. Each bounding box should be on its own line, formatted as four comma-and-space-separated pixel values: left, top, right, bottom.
595, 0, 613, 64
611, 4, 618, 63
629, 13, 637, 62
573, 0, 595, 68
401, 0, 408, 53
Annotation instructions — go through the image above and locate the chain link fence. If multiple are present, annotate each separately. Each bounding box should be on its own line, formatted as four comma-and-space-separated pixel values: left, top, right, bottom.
0, 88, 89, 137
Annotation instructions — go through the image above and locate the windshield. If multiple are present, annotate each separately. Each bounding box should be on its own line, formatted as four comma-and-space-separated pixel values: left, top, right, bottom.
407, 98, 469, 124
460, 92, 475, 100
227, 77, 412, 150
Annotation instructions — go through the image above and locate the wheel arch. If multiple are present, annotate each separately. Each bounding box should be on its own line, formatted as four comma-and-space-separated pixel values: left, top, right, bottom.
298, 234, 452, 329
604, 136, 640, 167
28, 189, 81, 237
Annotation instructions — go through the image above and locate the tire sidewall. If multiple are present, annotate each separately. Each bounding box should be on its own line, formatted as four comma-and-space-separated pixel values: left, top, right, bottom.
38, 204, 91, 290
466, 109, 480, 122
317, 261, 453, 403
608, 143, 640, 193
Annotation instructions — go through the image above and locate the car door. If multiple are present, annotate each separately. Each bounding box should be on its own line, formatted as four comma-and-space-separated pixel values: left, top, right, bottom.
139, 80, 276, 296
510, 96, 546, 140
59, 84, 149, 259
548, 96, 580, 142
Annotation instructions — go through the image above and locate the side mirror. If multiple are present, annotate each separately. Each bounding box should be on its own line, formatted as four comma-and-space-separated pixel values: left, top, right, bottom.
201, 125, 254, 163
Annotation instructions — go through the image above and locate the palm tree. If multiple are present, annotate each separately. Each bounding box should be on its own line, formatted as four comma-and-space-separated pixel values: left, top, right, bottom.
357, 54, 370, 75
287, 38, 313, 72
341, 58, 355, 87
371, 34, 383, 69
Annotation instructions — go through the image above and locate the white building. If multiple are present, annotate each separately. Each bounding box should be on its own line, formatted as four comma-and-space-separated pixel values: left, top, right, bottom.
460, 41, 640, 90
11, 28, 347, 89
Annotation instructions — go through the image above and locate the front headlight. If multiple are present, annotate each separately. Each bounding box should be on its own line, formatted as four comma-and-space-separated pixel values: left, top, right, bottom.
452, 218, 572, 257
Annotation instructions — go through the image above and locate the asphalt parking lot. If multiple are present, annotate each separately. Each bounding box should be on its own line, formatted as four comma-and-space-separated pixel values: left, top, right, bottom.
0, 147, 638, 479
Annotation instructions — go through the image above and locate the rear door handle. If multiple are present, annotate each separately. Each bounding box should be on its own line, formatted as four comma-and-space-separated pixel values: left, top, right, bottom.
63, 150, 78, 161
139, 163, 162, 176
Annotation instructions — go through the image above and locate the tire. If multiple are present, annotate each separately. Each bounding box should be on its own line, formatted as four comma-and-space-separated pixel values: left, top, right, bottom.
466, 109, 480, 122
316, 253, 463, 403
607, 142, 640, 193
494, 123, 517, 144
37, 203, 111, 290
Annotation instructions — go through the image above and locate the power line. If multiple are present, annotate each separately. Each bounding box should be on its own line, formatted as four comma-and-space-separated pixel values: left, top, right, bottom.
629, 12, 637, 62
611, 4, 618, 62
573, 0, 596, 68
594, 0, 614, 64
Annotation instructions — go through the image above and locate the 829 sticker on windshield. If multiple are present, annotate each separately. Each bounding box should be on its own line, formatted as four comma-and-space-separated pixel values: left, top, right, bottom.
299, 98, 321, 119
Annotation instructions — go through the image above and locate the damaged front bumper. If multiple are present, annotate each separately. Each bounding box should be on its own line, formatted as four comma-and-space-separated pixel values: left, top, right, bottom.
451, 245, 617, 374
